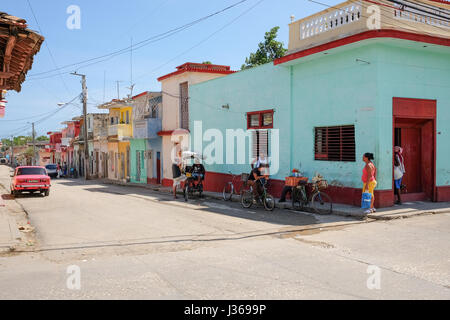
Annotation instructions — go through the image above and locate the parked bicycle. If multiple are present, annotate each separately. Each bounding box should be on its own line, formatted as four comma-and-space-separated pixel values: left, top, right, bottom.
291, 178, 332, 214
222, 172, 250, 201
240, 178, 275, 211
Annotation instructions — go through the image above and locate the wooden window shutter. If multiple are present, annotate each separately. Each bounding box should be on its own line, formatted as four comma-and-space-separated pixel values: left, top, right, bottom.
252, 130, 269, 158
314, 125, 355, 162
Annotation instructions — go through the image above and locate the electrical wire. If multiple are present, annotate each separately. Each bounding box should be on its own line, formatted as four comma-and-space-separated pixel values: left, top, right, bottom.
26, 0, 251, 79
0, 95, 80, 139
307, 0, 450, 34
26, 0, 73, 95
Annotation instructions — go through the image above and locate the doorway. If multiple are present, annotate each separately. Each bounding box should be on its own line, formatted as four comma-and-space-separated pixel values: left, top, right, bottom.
393, 98, 436, 202
156, 152, 161, 184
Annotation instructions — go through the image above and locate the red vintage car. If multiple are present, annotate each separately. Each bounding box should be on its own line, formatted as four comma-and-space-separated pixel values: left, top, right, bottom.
10, 166, 51, 197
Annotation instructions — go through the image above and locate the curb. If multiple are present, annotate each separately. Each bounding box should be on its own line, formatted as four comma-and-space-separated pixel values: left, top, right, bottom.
367, 208, 450, 221
96, 178, 449, 221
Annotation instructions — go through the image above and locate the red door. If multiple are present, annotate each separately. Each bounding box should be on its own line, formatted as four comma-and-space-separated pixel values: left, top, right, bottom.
393, 97, 436, 202
401, 127, 421, 193
156, 152, 161, 184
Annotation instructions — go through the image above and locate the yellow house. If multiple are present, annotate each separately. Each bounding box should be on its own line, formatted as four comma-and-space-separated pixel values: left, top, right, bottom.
98, 100, 133, 182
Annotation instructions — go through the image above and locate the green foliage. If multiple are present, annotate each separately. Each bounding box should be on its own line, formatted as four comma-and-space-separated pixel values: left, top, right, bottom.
241, 26, 287, 70
0, 135, 47, 148
202, 61, 212, 64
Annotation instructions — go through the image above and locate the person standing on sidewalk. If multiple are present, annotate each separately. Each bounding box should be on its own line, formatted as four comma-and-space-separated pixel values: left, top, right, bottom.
362, 152, 377, 214
394, 146, 405, 205
172, 148, 185, 199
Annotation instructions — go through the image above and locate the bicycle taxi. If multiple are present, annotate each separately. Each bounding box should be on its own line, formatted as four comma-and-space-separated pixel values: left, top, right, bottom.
181, 151, 206, 201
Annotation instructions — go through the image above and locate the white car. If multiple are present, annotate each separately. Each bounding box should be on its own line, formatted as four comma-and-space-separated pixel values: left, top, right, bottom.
45, 164, 59, 178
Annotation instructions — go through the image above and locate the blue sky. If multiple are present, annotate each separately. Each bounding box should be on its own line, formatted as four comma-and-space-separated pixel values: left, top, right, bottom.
0, 0, 340, 139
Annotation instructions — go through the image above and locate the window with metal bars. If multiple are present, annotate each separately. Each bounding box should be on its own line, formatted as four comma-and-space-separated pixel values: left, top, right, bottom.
314, 125, 355, 162
252, 130, 269, 158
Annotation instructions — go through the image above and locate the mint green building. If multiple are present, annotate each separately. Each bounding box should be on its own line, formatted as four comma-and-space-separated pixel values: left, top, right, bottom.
189, 1, 450, 207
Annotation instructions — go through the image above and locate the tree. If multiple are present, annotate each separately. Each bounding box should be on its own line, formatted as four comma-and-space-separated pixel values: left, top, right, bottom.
241, 26, 287, 70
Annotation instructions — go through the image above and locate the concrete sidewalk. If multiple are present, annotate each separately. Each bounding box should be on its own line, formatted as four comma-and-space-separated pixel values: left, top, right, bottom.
101, 178, 450, 221
0, 201, 22, 250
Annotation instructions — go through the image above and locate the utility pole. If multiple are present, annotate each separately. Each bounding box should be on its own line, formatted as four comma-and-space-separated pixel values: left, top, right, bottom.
71, 72, 89, 180
32, 122, 36, 166
10, 135, 14, 168
116, 80, 123, 99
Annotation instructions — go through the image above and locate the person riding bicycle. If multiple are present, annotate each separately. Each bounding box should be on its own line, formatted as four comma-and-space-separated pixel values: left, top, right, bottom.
248, 162, 269, 202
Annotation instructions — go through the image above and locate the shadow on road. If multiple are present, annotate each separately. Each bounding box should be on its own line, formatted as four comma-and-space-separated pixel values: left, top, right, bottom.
57, 178, 355, 227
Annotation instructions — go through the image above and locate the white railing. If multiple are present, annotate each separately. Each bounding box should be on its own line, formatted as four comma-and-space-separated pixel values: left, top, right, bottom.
393, 7, 450, 30
300, 2, 362, 40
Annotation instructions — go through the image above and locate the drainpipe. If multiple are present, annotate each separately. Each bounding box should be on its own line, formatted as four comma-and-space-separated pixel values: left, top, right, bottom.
289, 66, 294, 171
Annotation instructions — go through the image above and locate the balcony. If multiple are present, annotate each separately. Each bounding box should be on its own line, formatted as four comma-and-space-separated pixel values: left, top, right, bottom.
61, 138, 71, 147
108, 124, 133, 140
133, 117, 162, 140
288, 0, 450, 54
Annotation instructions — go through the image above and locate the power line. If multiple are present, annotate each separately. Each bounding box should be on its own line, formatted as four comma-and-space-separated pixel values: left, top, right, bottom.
27, 0, 251, 79
0, 95, 80, 138
26, 0, 73, 95
134, 0, 266, 81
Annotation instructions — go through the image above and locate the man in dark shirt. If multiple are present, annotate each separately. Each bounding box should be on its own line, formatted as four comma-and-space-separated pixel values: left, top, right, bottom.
248, 166, 265, 200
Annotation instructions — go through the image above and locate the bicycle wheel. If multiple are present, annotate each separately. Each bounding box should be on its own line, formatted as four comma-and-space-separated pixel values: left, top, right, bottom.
183, 184, 189, 202
312, 191, 333, 214
292, 187, 306, 211
240, 190, 253, 208
222, 183, 233, 201
263, 194, 275, 211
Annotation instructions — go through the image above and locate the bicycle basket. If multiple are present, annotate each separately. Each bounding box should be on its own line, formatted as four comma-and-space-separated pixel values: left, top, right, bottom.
317, 179, 328, 190
241, 173, 250, 182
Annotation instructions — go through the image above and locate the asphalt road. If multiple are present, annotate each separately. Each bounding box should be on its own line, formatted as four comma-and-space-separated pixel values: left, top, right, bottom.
0, 165, 449, 299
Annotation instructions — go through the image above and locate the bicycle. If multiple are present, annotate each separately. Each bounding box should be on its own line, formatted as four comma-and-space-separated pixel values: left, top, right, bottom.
240, 178, 275, 211
291, 178, 333, 214
223, 172, 250, 201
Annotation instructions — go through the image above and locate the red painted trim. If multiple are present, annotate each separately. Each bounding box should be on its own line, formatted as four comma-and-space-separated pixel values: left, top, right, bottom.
274, 30, 450, 66
132, 91, 148, 100
428, 0, 449, 4
246, 109, 274, 130
147, 178, 159, 185
157, 63, 235, 82
157, 130, 174, 136
436, 186, 450, 202
203, 171, 395, 208
162, 178, 173, 187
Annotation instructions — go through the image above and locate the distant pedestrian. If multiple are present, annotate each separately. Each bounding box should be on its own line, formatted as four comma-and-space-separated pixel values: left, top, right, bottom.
362, 152, 377, 214
394, 146, 405, 204
172, 149, 185, 199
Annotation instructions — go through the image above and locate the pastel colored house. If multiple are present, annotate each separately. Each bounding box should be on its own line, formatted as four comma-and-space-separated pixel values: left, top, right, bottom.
157, 62, 236, 186
86, 113, 109, 178
98, 99, 133, 182
129, 91, 163, 184
189, 0, 450, 207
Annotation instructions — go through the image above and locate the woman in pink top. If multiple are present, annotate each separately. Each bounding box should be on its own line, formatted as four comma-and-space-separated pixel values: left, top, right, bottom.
362, 152, 377, 213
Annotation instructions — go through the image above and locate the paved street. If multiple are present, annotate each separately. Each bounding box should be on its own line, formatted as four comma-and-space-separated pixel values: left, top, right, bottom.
0, 165, 449, 299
